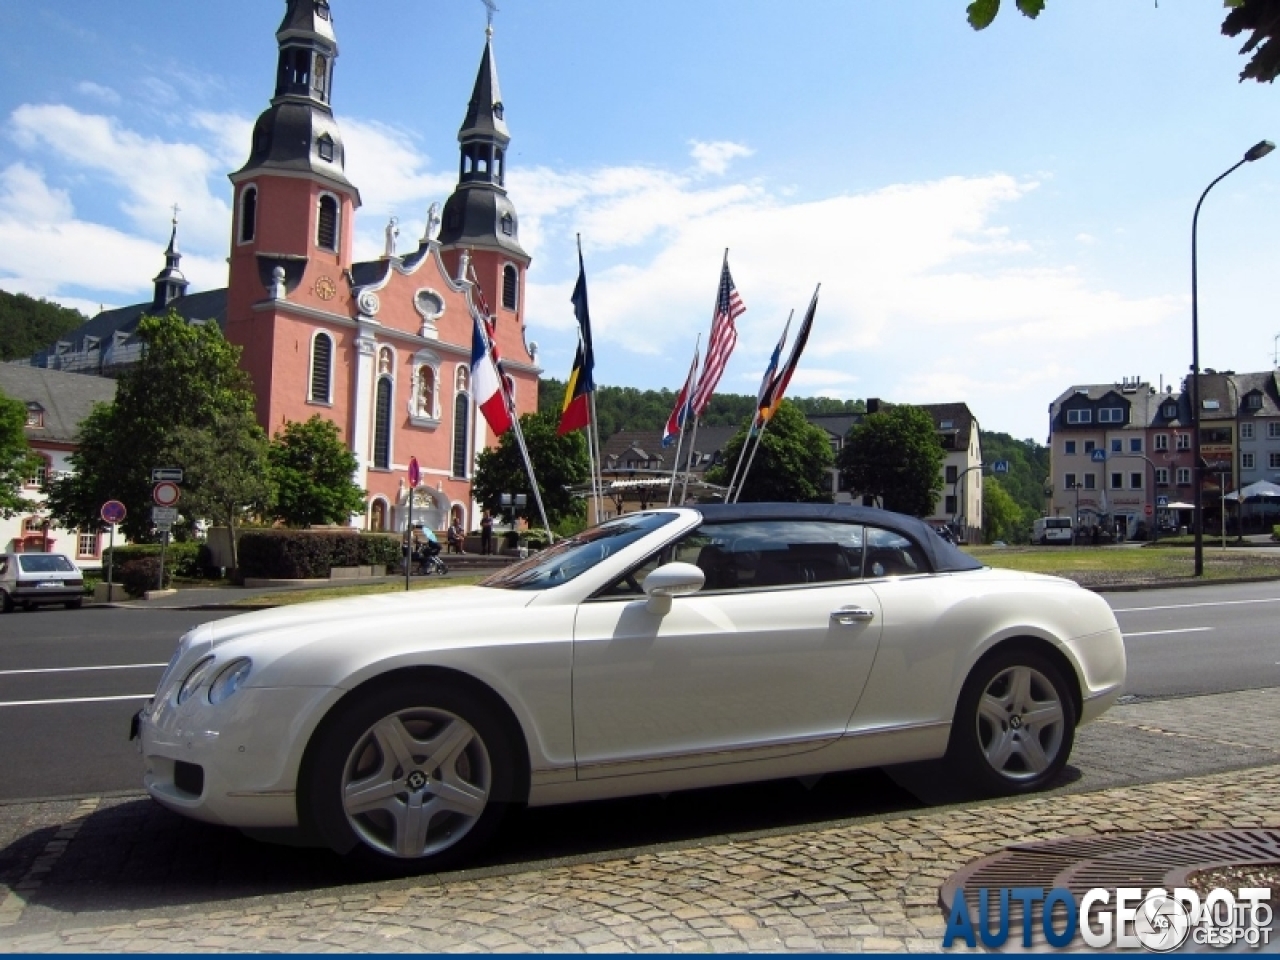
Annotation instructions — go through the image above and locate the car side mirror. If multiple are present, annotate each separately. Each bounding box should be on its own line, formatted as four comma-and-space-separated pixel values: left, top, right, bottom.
642, 562, 705, 615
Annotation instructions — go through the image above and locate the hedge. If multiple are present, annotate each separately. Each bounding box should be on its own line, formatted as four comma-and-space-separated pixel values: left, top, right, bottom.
103, 542, 203, 580
237, 531, 404, 580
119, 557, 172, 597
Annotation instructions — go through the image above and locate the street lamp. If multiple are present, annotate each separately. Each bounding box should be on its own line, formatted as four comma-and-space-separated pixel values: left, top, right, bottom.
1191, 139, 1274, 576
952, 462, 985, 542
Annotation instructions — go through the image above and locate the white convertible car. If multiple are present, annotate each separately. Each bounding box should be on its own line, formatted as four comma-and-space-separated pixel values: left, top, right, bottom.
136, 504, 1125, 870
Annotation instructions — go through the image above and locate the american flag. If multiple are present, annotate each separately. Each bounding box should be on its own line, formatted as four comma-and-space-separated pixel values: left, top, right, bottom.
690, 260, 746, 417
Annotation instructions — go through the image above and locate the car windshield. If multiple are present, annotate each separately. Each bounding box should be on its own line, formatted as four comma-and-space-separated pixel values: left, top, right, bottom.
18, 555, 76, 573
480, 512, 679, 591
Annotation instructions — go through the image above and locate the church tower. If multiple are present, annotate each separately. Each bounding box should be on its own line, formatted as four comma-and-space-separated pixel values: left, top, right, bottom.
438, 25, 531, 341
224, 0, 361, 431
151, 213, 189, 312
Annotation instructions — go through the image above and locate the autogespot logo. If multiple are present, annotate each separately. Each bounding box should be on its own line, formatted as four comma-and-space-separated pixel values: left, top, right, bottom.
943, 885, 1273, 951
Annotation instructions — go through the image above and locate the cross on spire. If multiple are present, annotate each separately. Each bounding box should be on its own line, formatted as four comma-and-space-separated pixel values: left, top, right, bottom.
170, 202, 180, 225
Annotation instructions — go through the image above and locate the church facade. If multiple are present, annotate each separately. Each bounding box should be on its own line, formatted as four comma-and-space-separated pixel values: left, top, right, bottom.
27, 0, 539, 536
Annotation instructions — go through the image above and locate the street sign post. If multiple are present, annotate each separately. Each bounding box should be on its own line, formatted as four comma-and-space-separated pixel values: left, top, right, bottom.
151, 506, 179, 523
1157, 495, 1169, 508
99, 501, 127, 603
992, 460, 1010, 474
1091, 449, 1107, 462
151, 468, 184, 483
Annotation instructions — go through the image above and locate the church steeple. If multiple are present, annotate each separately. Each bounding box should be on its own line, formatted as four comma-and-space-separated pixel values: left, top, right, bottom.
438, 25, 526, 258
233, 0, 357, 198
151, 209, 188, 311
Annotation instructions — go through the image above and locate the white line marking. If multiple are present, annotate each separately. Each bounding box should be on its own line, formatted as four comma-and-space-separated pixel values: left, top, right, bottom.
0, 694, 152, 708
1122, 627, 1215, 638
1113, 597, 1280, 613
0, 663, 166, 677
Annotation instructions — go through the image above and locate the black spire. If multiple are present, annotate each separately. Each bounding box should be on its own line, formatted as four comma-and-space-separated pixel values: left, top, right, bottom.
438, 26, 527, 258
151, 210, 188, 311
233, 0, 357, 198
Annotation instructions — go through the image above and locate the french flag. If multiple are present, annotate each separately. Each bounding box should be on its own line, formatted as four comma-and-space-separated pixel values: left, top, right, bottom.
472, 313, 512, 436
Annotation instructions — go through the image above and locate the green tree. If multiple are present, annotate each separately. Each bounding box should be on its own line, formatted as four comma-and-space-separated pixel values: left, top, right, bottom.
967, 0, 1280, 84
44, 310, 259, 542
839, 405, 945, 517
979, 431, 1051, 526
472, 410, 590, 527
704, 400, 834, 503
983, 475, 1028, 543
0, 390, 39, 517
0, 290, 87, 362
269, 415, 366, 527
169, 408, 274, 570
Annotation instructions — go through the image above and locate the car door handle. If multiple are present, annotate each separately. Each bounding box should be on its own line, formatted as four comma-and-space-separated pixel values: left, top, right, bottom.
832, 606, 875, 625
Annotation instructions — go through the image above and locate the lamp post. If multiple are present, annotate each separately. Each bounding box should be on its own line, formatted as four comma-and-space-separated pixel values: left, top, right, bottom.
1071, 482, 1083, 545
1191, 139, 1274, 576
952, 463, 985, 543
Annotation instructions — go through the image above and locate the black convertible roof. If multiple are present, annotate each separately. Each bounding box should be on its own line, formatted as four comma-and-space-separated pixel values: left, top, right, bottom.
688, 502, 983, 574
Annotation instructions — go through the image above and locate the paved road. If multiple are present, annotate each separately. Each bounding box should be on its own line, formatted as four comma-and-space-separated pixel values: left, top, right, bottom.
0, 579, 1276, 802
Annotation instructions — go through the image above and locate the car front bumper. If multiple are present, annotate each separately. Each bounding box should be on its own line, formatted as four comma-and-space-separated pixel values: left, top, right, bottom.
137, 684, 340, 829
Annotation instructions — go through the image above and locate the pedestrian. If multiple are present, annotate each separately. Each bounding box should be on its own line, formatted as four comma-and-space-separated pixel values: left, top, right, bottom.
480, 510, 494, 555
447, 515, 466, 554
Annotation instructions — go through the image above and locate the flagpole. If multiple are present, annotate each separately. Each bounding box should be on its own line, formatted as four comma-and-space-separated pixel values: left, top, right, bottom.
507, 410, 554, 542
726, 309, 792, 501
734, 417, 772, 503
680, 249, 729, 505
723, 413, 759, 503
665, 334, 700, 505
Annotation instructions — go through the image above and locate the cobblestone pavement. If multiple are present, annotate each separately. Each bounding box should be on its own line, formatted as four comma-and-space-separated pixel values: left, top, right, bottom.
2, 689, 1279, 953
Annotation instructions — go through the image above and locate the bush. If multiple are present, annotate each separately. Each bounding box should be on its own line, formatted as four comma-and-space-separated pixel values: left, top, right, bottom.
119, 557, 171, 598
237, 531, 404, 579
102, 542, 202, 580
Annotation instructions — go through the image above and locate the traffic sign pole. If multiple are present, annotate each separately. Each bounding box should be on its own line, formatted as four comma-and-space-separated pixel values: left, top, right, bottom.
99, 501, 127, 603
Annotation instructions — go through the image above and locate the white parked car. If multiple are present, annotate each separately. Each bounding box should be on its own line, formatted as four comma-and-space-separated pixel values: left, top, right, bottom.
0, 552, 85, 612
135, 504, 1125, 870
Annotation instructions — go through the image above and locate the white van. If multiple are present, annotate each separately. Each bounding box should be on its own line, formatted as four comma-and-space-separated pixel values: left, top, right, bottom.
1032, 516, 1074, 545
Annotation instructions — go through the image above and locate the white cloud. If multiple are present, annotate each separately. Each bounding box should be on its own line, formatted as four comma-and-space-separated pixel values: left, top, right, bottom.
75, 81, 120, 105
689, 140, 754, 176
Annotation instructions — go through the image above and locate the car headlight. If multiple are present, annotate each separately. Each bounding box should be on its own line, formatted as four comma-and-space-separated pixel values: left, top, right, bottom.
208, 658, 252, 705
176, 656, 217, 705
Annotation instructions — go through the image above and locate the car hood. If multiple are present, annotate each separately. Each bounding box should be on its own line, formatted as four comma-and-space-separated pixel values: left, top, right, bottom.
204, 585, 536, 651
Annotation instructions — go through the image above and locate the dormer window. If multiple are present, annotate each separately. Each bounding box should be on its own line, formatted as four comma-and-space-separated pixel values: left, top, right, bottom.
1163, 403, 1177, 418
1202, 399, 1220, 411
1066, 409, 1092, 424
500, 213, 513, 236
1247, 393, 1263, 410
317, 133, 334, 163
493, 101, 504, 120
1098, 407, 1125, 423
939, 419, 953, 429
25, 404, 43, 428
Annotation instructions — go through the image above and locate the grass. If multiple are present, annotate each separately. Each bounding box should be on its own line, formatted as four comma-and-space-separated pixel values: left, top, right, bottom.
230, 574, 486, 607
967, 544, 1280, 587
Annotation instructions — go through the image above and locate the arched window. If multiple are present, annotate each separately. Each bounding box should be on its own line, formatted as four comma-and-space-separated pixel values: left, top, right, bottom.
370, 499, 387, 532
239, 185, 257, 244
313, 54, 328, 97
452, 393, 470, 478
309, 331, 333, 403
317, 194, 339, 251
373, 377, 392, 469
502, 263, 518, 310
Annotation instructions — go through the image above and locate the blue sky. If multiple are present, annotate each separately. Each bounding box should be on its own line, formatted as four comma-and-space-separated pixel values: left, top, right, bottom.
1, 1, 1277, 444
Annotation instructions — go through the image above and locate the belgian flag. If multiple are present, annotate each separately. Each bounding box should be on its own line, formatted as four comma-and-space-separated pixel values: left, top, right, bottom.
558, 246, 595, 435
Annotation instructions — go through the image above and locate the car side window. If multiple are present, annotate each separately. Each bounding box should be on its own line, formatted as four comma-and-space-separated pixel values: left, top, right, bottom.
687, 520, 864, 590
864, 526, 930, 578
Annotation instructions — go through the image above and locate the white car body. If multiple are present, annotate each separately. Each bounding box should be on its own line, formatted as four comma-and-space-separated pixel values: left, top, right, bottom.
137, 505, 1125, 863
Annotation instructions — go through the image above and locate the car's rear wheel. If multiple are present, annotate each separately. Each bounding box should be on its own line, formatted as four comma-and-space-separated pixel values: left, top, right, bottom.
303, 680, 513, 872
65, 598, 82, 610
947, 649, 1076, 796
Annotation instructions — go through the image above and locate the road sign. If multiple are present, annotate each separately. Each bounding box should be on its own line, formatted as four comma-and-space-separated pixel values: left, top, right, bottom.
151, 506, 179, 523
1090, 449, 1107, 462
152, 481, 181, 507
100, 500, 127, 525
151, 468, 184, 483
408, 456, 421, 488
1156, 495, 1169, 508
992, 460, 1010, 474
1144, 504, 1153, 516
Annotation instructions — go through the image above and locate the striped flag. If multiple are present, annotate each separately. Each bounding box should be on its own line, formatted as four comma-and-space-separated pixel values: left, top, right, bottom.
471, 312, 512, 436
662, 344, 700, 447
558, 247, 596, 435
690, 259, 746, 417
755, 313, 791, 415
760, 284, 819, 422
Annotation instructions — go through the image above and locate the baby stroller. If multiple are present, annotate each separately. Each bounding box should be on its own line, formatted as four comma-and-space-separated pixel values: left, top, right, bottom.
414, 539, 449, 576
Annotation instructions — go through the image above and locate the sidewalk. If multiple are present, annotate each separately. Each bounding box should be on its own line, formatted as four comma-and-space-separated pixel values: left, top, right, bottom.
1, 688, 1278, 952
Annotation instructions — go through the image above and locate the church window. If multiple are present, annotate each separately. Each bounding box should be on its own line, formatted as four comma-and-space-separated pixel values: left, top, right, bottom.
452, 391, 470, 479
373, 377, 392, 469
313, 55, 328, 97
500, 213, 513, 237
239, 185, 257, 243
502, 263, 518, 310
317, 134, 334, 163
317, 194, 339, 251
309, 331, 333, 403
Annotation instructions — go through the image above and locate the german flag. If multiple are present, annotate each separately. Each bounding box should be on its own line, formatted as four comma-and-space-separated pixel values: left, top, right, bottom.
558, 246, 595, 435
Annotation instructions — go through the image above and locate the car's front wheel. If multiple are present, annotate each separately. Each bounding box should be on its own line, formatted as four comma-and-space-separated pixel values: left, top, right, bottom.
947, 649, 1076, 797
302, 680, 514, 872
